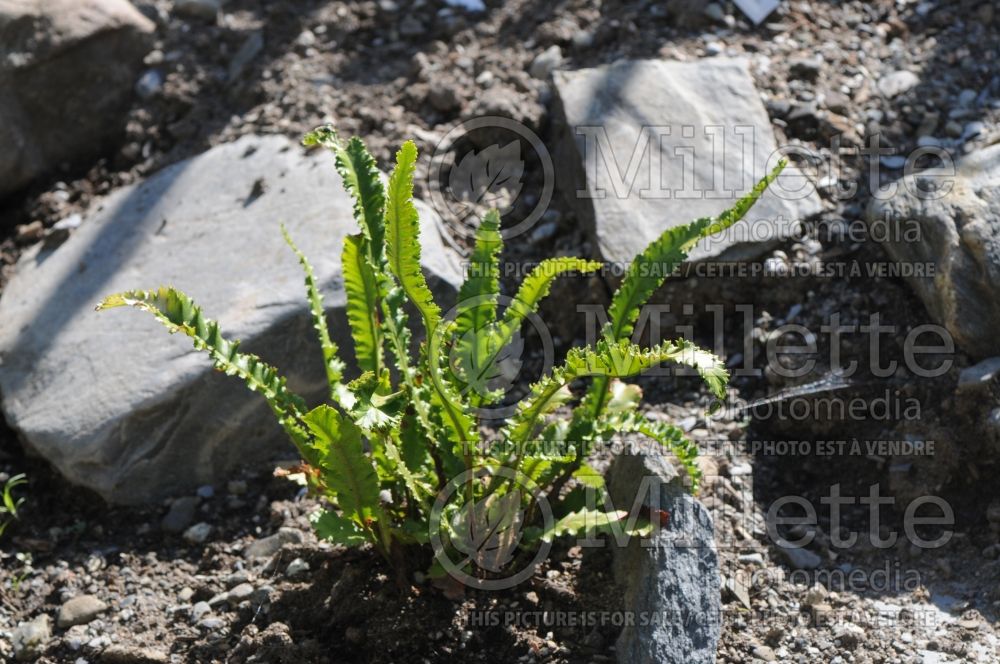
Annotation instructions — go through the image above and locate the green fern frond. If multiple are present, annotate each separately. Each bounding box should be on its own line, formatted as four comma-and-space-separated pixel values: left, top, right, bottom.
597, 411, 701, 491
607, 160, 786, 344
386, 141, 475, 449
496, 256, 602, 348
96, 287, 313, 459
454, 209, 503, 342
342, 234, 384, 374
312, 509, 369, 546
692, 159, 787, 245
303, 126, 387, 266
458, 256, 601, 407
503, 338, 711, 446
424, 330, 478, 450
672, 343, 728, 399
303, 405, 381, 526
588, 161, 784, 420
337, 137, 388, 265
281, 225, 346, 397
385, 140, 441, 337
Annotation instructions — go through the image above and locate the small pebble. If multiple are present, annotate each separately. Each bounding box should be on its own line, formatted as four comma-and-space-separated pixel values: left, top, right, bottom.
183, 522, 212, 544
135, 69, 163, 99
285, 558, 310, 578
228, 582, 255, 603
12, 615, 51, 661
198, 617, 226, 631
752, 644, 777, 661
161, 496, 199, 533
57, 595, 109, 629
191, 601, 211, 622
529, 45, 562, 79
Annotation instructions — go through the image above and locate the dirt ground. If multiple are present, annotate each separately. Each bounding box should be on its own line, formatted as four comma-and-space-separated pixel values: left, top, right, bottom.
2, 0, 1000, 662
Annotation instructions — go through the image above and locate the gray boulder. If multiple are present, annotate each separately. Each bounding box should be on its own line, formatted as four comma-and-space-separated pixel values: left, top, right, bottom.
0, 0, 154, 198
866, 143, 1000, 359
552, 58, 821, 265
0, 134, 463, 504
607, 451, 720, 664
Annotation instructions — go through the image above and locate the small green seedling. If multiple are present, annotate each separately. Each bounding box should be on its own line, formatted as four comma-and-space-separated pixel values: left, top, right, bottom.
0, 473, 27, 539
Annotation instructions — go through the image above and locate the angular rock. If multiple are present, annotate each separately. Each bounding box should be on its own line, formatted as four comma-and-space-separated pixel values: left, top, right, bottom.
244, 526, 306, 560
833, 623, 865, 650
878, 70, 920, 98
0, 135, 463, 503
227, 582, 255, 603
789, 57, 822, 81
197, 617, 225, 631
12, 614, 51, 661
777, 544, 821, 570
607, 451, 720, 664
57, 595, 109, 628
285, 557, 310, 578
866, 143, 1000, 358
190, 601, 211, 622
161, 495, 199, 533
529, 45, 562, 80
183, 522, 212, 544
0, 0, 154, 198
552, 59, 821, 265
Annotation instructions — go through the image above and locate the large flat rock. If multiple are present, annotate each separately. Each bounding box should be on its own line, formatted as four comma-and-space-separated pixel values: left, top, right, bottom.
866, 143, 1000, 359
0, 0, 154, 198
0, 134, 462, 504
553, 58, 822, 264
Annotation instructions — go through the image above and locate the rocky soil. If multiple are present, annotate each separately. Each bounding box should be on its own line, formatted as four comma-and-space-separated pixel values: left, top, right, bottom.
2, 0, 1000, 662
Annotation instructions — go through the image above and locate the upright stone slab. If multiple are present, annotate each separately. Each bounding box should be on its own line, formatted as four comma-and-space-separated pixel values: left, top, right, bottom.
607, 451, 720, 664
0, 0, 154, 198
552, 58, 821, 264
0, 135, 463, 504
866, 143, 1000, 359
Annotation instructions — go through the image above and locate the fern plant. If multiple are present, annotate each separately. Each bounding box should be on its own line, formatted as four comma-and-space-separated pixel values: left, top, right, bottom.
98, 127, 783, 585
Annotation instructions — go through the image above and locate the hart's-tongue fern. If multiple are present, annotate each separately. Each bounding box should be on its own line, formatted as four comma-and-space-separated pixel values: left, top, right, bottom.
100, 127, 782, 578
